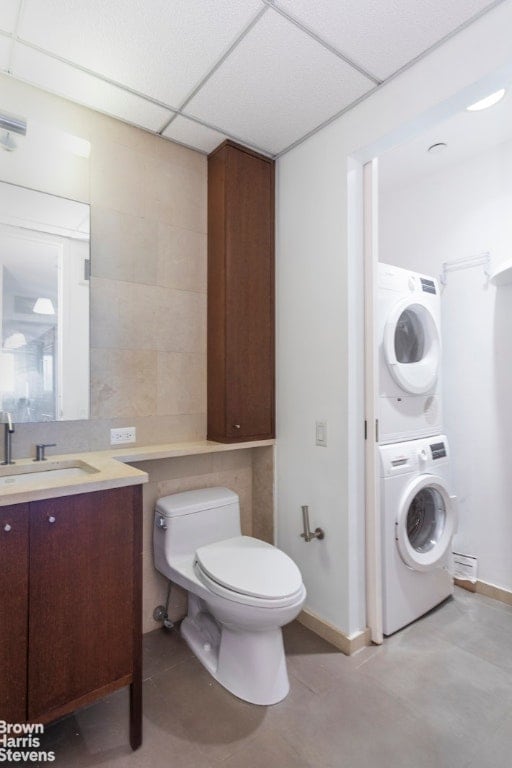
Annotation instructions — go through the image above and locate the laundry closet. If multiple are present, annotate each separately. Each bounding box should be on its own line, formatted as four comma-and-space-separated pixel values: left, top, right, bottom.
377, 94, 512, 619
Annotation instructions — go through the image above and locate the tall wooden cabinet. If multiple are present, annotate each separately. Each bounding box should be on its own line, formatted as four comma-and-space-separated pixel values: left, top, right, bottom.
0, 486, 142, 749
208, 140, 275, 443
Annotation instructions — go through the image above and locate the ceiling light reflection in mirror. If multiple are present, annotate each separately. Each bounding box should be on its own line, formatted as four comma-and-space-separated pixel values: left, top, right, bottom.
0, 181, 90, 422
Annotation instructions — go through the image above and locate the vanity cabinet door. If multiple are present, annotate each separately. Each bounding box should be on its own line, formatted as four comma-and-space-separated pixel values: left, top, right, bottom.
0, 504, 29, 723
27, 488, 138, 722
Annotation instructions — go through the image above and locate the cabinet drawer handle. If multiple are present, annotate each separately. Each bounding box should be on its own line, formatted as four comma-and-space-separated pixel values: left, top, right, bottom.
48, 515, 56, 524
233, 424, 241, 430
3, 523, 12, 532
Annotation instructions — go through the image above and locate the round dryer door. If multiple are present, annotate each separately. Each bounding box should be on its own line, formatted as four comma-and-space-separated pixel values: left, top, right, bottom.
384, 299, 440, 394
395, 475, 457, 572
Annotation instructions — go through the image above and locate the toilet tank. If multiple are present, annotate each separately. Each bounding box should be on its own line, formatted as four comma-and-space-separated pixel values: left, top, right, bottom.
154, 487, 241, 565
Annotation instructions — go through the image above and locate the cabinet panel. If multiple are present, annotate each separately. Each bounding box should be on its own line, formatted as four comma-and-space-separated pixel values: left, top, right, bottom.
225, 146, 274, 439
0, 504, 28, 722
28, 488, 136, 720
207, 140, 275, 442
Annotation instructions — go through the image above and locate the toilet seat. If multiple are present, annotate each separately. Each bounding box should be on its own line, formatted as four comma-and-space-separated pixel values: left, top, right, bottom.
194, 536, 305, 609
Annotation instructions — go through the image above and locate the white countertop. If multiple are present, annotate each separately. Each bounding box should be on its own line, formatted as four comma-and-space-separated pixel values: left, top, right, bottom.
0, 439, 274, 507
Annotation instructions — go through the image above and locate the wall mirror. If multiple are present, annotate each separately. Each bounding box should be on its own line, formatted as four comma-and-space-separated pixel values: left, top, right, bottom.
0, 180, 90, 422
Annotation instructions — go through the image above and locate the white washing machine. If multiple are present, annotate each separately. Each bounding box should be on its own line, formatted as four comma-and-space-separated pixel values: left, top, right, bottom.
378, 262, 442, 444
379, 435, 457, 636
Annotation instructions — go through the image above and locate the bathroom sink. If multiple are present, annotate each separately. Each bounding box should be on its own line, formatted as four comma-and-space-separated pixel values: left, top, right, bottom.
0, 460, 99, 488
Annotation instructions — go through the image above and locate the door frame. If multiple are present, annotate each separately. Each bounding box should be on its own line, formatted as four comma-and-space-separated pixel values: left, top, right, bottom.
363, 159, 383, 644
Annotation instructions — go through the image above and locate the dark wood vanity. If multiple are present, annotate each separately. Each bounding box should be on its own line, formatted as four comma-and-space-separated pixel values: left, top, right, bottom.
0, 485, 142, 749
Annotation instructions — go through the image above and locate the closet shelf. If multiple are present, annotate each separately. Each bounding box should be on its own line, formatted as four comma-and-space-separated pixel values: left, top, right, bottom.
491, 260, 512, 286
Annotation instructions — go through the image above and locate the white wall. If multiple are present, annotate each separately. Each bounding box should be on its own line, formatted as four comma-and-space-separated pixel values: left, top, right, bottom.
276, 0, 512, 636
379, 138, 512, 593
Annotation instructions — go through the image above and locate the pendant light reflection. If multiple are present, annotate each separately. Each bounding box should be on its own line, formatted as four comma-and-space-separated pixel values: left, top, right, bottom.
33, 297, 55, 315
4, 332, 27, 350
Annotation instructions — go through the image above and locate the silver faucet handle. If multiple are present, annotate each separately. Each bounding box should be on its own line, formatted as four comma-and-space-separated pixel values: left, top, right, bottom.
34, 443, 57, 462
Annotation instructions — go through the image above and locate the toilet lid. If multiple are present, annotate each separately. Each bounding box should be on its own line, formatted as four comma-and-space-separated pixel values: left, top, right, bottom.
195, 536, 303, 600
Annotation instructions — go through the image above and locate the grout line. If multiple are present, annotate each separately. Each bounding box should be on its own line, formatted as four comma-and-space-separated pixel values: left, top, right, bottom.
158, 5, 269, 134
262, 0, 382, 85
276, 0, 509, 158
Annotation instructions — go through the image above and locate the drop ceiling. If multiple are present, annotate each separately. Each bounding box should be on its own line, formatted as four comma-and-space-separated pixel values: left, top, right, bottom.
0, 0, 503, 157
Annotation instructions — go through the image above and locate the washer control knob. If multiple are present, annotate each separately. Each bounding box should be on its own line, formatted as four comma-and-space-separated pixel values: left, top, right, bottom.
408, 277, 415, 291
418, 448, 429, 465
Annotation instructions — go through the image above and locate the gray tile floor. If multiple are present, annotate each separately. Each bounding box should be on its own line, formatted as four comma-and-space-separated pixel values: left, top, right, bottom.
39, 587, 512, 767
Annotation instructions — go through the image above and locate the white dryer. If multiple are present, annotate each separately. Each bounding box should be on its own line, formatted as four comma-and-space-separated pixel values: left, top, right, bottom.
379, 435, 457, 636
378, 262, 442, 444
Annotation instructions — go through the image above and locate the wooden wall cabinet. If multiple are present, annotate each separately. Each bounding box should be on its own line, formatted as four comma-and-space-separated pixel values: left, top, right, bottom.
208, 140, 275, 443
0, 486, 142, 749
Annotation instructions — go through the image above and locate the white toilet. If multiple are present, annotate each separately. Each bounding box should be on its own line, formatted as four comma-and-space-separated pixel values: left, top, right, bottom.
153, 487, 306, 705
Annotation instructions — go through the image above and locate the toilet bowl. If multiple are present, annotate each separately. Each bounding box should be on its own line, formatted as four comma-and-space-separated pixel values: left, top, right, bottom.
153, 487, 306, 705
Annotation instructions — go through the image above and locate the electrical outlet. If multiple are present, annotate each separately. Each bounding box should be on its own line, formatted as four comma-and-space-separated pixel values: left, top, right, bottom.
110, 426, 136, 445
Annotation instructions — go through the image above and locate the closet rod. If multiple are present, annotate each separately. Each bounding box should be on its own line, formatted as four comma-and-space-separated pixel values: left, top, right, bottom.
440, 251, 490, 285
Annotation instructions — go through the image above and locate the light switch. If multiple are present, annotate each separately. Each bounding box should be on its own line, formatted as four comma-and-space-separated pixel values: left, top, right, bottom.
315, 421, 327, 447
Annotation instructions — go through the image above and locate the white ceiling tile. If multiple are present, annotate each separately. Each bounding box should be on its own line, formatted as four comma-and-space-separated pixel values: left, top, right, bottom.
18, 0, 263, 107
0, 0, 20, 34
162, 116, 228, 154
186, 10, 374, 154
274, 0, 497, 80
0, 36, 11, 70
13, 44, 174, 131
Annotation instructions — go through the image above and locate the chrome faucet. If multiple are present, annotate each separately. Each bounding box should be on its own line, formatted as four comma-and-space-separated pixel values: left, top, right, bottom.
1, 411, 15, 465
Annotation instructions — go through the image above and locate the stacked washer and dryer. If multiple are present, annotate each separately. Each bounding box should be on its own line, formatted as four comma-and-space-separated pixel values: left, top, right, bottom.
377, 263, 458, 636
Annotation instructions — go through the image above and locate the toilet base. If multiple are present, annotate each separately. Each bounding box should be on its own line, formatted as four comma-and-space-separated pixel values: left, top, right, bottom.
181, 613, 290, 706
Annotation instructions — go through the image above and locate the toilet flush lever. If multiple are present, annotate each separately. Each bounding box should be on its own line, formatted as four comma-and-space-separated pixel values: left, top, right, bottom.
156, 515, 167, 531
300, 505, 325, 542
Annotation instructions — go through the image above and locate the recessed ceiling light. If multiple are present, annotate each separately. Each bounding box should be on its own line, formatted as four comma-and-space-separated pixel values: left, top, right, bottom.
466, 88, 506, 111
427, 142, 447, 154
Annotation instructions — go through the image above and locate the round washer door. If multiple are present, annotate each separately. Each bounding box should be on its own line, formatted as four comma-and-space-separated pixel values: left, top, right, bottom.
395, 475, 457, 571
384, 299, 440, 394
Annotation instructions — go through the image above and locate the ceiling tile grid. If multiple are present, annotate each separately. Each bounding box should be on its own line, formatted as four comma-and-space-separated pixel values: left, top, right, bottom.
272, 0, 499, 81
13, 44, 174, 132
185, 9, 374, 155
17, 0, 263, 107
0, 0, 504, 156
162, 116, 228, 154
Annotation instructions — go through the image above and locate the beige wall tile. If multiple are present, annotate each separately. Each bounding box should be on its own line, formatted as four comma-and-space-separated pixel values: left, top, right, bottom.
252, 446, 275, 543
154, 286, 206, 353
91, 207, 159, 285
132, 453, 214, 484
90, 349, 157, 419
157, 222, 206, 293
90, 277, 158, 350
145, 154, 207, 233
211, 449, 252, 473
157, 352, 206, 416
90, 140, 149, 217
